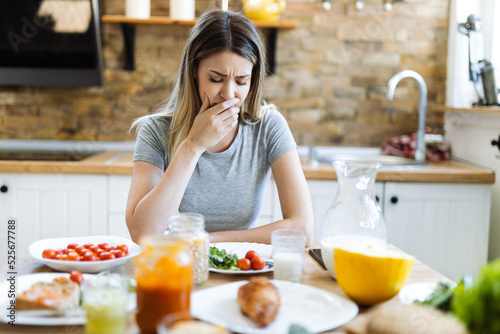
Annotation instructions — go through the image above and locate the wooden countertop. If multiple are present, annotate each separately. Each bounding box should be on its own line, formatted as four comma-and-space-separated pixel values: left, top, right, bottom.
0, 151, 495, 184
0, 246, 450, 334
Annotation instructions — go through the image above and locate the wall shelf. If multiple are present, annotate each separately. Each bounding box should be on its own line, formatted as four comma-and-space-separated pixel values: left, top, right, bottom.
433, 105, 500, 114
100, 15, 297, 73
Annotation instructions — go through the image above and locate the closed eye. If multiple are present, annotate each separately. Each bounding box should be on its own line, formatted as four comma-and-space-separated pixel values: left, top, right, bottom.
209, 77, 223, 83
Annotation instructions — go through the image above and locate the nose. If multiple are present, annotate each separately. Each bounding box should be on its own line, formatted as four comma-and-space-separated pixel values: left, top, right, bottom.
219, 81, 236, 100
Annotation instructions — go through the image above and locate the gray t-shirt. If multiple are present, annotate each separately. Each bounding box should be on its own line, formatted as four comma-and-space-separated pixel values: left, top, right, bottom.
133, 109, 297, 232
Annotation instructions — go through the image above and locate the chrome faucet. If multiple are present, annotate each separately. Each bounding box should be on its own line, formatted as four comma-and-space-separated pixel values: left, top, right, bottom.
386, 70, 427, 163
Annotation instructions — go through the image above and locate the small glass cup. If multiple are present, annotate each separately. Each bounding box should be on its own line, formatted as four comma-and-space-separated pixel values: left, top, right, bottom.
81, 273, 129, 334
157, 312, 229, 334
271, 229, 307, 283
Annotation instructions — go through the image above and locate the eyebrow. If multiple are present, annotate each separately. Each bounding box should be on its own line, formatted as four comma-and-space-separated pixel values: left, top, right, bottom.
209, 70, 250, 79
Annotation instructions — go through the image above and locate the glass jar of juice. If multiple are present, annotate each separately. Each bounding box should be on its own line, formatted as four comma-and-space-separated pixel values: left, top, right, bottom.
135, 235, 193, 334
168, 213, 209, 286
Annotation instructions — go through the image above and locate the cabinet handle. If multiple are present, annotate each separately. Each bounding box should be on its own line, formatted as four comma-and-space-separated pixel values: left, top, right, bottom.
375, 195, 380, 203
0, 185, 7, 193
390, 196, 398, 204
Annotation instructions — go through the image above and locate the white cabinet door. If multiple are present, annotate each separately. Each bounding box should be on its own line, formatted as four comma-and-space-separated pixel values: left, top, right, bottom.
307, 180, 384, 245
108, 175, 132, 239
384, 182, 491, 281
0, 173, 107, 254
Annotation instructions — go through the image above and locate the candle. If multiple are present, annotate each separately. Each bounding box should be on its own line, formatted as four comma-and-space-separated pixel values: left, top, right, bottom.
170, 0, 195, 20
125, 0, 150, 19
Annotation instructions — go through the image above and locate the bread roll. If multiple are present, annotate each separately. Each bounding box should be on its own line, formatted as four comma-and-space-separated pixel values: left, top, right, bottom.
237, 277, 280, 327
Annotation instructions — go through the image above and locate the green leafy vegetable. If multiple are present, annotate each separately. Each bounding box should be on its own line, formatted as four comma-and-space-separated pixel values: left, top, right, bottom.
415, 280, 457, 312
452, 258, 500, 334
209, 246, 240, 271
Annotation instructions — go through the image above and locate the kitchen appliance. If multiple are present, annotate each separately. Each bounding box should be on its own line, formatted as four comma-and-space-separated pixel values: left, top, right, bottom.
0, 0, 104, 87
458, 15, 499, 106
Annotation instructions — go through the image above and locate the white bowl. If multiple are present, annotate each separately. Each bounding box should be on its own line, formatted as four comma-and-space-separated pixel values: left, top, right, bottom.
29, 236, 142, 273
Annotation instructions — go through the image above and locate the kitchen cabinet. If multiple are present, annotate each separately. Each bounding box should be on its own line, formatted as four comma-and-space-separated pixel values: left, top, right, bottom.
383, 182, 491, 281
0, 173, 108, 256
108, 175, 132, 239
305, 179, 491, 281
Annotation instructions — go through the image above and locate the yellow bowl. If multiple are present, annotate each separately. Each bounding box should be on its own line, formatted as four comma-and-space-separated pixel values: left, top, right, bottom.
334, 246, 414, 306
242, 0, 286, 22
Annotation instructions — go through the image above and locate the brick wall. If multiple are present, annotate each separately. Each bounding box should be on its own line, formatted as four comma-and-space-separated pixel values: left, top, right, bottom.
0, 0, 448, 147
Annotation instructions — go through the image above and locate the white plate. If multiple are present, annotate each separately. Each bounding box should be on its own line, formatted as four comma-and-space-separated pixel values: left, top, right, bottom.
398, 282, 438, 305
192, 279, 358, 333
210, 242, 273, 274
0, 273, 136, 326
29, 236, 142, 273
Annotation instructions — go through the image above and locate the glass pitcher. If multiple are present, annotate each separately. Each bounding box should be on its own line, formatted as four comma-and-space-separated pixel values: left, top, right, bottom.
320, 161, 387, 279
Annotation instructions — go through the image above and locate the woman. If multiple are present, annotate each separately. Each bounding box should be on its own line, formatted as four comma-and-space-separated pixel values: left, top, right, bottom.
126, 9, 313, 245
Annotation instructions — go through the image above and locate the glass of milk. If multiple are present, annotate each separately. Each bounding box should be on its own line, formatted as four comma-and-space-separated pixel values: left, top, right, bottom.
271, 229, 307, 283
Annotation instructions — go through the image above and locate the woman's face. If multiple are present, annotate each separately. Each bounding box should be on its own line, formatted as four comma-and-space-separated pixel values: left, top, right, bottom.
196, 51, 253, 108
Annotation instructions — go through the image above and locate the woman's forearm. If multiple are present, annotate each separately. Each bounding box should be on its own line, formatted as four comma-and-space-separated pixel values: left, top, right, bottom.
209, 215, 313, 246
126, 140, 203, 241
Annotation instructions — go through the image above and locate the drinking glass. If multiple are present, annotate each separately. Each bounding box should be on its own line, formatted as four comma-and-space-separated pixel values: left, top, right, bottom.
271, 229, 306, 283
81, 274, 129, 334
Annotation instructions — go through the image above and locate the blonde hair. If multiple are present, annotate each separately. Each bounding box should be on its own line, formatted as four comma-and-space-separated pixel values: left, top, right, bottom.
131, 9, 268, 160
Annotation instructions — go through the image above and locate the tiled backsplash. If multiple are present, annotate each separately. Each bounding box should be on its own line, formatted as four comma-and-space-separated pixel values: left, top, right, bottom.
0, 0, 447, 147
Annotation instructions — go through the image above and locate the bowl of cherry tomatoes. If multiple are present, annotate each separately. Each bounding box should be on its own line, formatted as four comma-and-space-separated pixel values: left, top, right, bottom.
29, 236, 142, 273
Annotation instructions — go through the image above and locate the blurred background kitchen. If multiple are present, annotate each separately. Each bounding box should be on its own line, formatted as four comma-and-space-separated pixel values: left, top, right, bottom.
0, 0, 499, 277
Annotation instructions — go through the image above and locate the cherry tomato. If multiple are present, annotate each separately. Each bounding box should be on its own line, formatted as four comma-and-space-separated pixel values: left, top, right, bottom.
237, 258, 252, 271
99, 252, 116, 261
105, 245, 116, 252
117, 244, 128, 255
90, 245, 100, 253
42, 249, 56, 259
245, 250, 259, 261
67, 243, 78, 249
74, 245, 86, 255
58, 254, 68, 261
98, 243, 109, 250
54, 249, 63, 256
251, 256, 266, 270
67, 251, 81, 261
83, 243, 93, 249
112, 250, 125, 258
61, 249, 69, 255
69, 271, 84, 285
83, 252, 98, 262
95, 249, 104, 257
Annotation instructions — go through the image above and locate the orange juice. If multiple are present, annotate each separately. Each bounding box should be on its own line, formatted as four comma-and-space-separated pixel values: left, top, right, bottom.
135, 236, 193, 333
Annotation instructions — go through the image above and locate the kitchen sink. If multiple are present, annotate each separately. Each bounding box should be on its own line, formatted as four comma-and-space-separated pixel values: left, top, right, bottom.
306, 147, 427, 168
0, 150, 100, 161
317, 153, 427, 167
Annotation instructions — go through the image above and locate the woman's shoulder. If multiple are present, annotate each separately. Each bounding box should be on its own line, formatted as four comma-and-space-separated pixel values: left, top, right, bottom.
260, 106, 288, 127
140, 115, 172, 134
